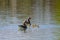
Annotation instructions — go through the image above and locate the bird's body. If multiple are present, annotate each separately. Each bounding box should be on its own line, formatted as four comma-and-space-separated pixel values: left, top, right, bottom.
18, 21, 27, 32
18, 25, 27, 30
18, 25, 27, 32
18, 17, 31, 32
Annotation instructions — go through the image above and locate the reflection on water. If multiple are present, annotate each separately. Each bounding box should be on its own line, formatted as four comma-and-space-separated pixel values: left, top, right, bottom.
0, 0, 60, 40
0, 14, 60, 40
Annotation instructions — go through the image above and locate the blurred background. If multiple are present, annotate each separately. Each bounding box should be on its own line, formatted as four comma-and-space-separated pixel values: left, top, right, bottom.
0, 0, 60, 40
0, 0, 60, 25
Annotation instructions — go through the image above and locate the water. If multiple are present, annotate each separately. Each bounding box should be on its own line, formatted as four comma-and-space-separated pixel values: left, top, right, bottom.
0, 14, 60, 40
0, 0, 60, 40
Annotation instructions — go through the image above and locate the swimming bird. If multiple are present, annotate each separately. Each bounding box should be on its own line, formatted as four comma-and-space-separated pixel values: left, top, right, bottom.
23, 17, 31, 27
18, 17, 31, 32
18, 22, 27, 33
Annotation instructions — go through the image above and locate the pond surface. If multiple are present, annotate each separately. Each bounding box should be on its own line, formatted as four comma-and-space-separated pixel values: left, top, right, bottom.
0, 14, 60, 40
